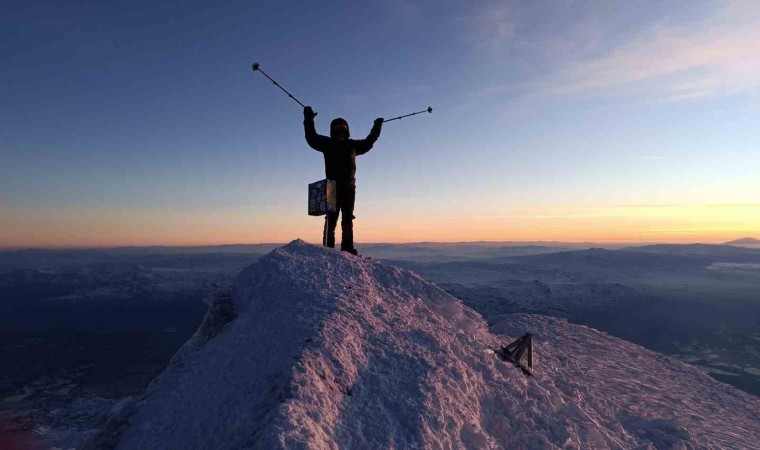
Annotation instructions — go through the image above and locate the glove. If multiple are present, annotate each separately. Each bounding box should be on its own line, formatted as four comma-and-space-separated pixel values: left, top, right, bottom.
374, 118, 384, 127
304, 106, 316, 120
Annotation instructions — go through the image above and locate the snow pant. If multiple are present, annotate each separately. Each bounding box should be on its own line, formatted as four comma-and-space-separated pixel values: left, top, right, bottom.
323, 183, 356, 251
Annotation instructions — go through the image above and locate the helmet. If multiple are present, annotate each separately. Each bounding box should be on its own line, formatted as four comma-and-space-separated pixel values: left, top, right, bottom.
330, 118, 350, 139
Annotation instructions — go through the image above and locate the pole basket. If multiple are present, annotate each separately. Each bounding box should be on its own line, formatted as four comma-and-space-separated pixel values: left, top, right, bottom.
308, 179, 337, 216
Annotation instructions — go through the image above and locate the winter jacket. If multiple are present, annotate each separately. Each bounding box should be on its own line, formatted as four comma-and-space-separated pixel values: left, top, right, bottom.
304, 117, 382, 186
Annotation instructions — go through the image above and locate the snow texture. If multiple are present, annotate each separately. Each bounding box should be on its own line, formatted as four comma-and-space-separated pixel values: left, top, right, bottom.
107, 240, 759, 449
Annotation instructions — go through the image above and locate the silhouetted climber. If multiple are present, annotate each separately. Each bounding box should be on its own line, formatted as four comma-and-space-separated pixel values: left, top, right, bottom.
304, 106, 383, 255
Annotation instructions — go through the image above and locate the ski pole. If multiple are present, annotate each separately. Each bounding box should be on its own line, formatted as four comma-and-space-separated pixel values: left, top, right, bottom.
383, 106, 432, 123
251, 62, 316, 117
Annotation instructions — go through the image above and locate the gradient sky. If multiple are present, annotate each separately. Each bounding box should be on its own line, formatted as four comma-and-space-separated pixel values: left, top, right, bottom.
2, 0, 759, 248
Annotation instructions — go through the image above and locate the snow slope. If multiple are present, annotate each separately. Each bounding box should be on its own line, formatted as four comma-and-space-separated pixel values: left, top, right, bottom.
93, 240, 759, 449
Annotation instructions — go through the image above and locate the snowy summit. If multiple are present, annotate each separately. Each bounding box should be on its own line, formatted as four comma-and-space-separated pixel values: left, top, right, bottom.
87, 240, 759, 449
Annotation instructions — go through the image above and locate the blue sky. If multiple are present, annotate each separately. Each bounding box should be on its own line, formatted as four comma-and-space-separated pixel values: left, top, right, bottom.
1, 0, 759, 247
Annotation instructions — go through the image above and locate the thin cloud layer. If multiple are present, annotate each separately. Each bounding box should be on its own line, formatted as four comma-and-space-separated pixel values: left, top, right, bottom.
560, 1, 760, 100
463, 1, 518, 49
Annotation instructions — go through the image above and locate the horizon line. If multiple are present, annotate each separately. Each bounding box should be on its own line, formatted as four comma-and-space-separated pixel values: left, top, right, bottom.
1, 237, 756, 252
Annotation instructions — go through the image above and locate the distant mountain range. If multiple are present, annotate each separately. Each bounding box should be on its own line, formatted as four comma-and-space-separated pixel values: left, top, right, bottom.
726, 237, 760, 245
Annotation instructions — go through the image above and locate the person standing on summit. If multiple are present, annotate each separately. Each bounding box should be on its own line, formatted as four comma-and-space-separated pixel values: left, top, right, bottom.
303, 106, 383, 255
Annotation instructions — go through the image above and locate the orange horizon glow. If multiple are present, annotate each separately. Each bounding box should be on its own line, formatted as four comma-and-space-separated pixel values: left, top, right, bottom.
1, 203, 758, 250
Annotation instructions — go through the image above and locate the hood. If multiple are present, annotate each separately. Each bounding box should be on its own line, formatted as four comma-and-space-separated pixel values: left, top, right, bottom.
329, 118, 350, 139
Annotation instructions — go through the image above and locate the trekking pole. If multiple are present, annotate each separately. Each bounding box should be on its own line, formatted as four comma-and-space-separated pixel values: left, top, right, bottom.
251, 62, 316, 117
383, 106, 432, 123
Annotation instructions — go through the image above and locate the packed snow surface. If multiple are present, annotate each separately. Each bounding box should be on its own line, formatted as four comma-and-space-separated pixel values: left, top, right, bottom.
107, 240, 759, 449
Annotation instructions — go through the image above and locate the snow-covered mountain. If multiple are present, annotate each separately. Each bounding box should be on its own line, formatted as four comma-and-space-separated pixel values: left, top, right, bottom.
726, 238, 760, 245
391, 246, 760, 396
86, 240, 759, 449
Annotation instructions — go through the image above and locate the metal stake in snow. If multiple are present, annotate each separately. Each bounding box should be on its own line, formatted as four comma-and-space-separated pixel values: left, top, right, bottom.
251, 62, 316, 117
383, 106, 433, 123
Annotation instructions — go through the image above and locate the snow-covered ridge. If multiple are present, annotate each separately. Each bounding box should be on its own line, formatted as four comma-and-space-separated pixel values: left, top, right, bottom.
90, 240, 759, 449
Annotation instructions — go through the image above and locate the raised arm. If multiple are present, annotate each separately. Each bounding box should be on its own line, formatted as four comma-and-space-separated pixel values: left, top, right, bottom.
354, 118, 384, 155
303, 106, 330, 152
